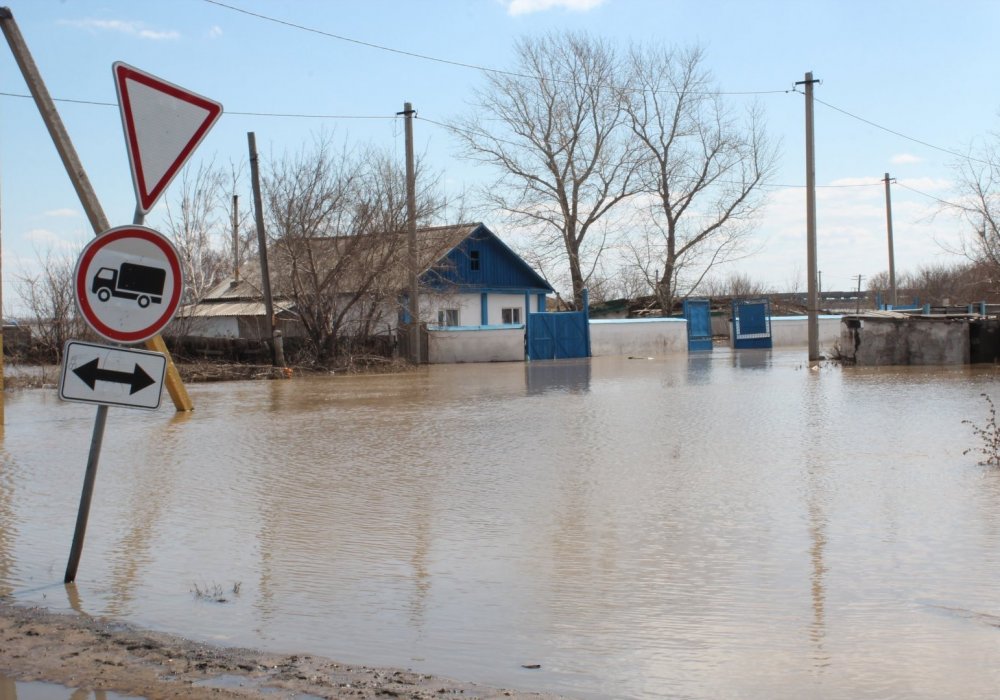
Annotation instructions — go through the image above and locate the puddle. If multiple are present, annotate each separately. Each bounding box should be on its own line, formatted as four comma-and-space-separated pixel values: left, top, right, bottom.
0, 672, 143, 700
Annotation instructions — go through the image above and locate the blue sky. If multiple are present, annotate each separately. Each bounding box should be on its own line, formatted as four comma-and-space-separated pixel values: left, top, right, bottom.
1, 0, 998, 314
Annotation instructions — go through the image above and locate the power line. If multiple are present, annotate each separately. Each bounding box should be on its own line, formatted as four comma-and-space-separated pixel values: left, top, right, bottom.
790, 87, 991, 166
894, 181, 962, 207
0, 90, 396, 119
201, 0, 788, 97
418, 114, 885, 190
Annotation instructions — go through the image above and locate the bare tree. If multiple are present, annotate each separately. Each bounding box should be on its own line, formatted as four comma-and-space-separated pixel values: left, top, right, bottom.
699, 271, 772, 299
951, 140, 1000, 271
264, 136, 447, 363
621, 44, 778, 316
14, 248, 86, 362
159, 162, 230, 305
452, 33, 641, 309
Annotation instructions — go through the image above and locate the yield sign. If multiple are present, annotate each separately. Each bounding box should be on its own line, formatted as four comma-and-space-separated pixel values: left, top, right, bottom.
113, 62, 223, 214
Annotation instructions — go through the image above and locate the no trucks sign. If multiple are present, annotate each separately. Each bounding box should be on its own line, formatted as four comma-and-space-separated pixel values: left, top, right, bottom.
74, 225, 184, 344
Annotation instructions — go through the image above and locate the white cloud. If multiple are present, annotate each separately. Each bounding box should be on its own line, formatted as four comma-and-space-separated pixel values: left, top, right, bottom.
891, 153, 922, 165
43, 208, 80, 219
59, 18, 180, 41
503, 0, 605, 16
208, 25, 223, 39
22, 228, 83, 252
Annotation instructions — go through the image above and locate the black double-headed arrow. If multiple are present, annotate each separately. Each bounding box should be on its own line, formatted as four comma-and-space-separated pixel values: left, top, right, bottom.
73, 357, 155, 395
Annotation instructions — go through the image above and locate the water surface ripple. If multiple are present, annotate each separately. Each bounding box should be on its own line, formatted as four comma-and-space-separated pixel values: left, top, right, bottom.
2, 351, 999, 699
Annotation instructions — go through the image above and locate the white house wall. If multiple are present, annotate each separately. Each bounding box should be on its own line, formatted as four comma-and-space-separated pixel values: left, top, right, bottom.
184, 316, 240, 338
485, 293, 537, 324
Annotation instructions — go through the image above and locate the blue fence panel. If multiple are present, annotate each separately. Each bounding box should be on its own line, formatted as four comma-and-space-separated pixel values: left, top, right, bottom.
732, 299, 772, 349
683, 298, 713, 352
526, 311, 590, 360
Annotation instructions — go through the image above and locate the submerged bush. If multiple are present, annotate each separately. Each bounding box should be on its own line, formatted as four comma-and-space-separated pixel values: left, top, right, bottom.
963, 394, 1000, 467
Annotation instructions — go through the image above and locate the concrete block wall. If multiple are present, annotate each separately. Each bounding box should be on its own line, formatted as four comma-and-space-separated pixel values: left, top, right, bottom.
839, 317, 970, 365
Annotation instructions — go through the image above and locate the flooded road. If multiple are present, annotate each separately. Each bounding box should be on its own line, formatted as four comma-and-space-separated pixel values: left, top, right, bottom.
2, 350, 1000, 699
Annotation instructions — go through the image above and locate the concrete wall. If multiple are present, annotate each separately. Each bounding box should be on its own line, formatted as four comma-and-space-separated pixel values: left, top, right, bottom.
589, 318, 687, 357
839, 316, 970, 365
766, 315, 843, 348
427, 325, 526, 363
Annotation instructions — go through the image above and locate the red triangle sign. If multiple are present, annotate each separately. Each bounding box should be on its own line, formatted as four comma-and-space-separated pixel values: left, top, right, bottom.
113, 62, 223, 214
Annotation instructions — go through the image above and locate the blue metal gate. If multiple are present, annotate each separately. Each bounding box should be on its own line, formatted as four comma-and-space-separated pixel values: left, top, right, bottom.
526, 311, 590, 360
732, 298, 772, 349
683, 298, 713, 351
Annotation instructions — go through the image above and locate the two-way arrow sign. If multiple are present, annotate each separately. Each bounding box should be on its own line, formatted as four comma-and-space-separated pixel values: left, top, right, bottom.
59, 341, 167, 410
72, 357, 157, 395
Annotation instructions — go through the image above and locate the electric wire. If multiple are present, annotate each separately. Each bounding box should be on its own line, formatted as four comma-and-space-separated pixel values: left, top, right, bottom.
201, 0, 788, 97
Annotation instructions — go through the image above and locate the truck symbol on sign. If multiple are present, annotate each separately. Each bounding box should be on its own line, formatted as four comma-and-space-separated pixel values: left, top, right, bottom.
91, 262, 165, 308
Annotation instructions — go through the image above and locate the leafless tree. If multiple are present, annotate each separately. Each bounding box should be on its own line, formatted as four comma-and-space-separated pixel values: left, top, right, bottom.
13, 248, 87, 362
452, 33, 642, 310
264, 135, 447, 363
699, 271, 772, 299
160, 162, 230, 305
950, 140, 1000, 272
621, 44, 778, 316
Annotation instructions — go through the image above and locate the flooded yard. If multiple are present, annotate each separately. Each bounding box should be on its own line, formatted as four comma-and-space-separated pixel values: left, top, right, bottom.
2, 350, 1000, 699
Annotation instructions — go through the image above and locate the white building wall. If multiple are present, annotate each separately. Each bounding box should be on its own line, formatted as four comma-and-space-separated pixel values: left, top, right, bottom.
184, 317, 240, 338
487, 293, 534, 324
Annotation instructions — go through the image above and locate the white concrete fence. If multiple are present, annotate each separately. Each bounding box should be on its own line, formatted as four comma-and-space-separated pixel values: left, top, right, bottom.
425, 315, 844, 363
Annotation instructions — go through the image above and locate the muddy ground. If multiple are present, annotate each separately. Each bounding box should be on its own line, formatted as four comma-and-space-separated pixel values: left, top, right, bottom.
0, 601, 564, 700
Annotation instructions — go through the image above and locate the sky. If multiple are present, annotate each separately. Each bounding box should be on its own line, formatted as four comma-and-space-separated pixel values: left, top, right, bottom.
0, 0, 998, 316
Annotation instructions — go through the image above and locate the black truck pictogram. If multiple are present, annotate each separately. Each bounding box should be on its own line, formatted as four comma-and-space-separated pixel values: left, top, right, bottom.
91, 262, 165, 308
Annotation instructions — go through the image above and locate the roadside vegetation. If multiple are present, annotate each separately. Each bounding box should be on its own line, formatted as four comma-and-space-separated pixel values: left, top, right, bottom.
964, 394, 1000, 467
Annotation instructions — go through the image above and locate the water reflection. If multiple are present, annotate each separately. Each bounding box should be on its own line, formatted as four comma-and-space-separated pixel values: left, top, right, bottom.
731, 348, 772, 369
0, 674, 140, 700
2, 355, 1000, 699
0, 447, 17, 599
525, 358, 591, 395
686, 352, 713, 384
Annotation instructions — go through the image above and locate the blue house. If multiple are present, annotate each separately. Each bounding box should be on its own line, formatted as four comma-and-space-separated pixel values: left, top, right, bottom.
413, 223, 554, 328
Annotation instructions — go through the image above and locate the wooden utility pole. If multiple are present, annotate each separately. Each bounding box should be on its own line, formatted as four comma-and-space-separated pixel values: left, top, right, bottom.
232, 194, 240, 283
798, 71, 821, 361
247, 133, 283, 369
883, 173, 897, 308
400, 102, 421, 364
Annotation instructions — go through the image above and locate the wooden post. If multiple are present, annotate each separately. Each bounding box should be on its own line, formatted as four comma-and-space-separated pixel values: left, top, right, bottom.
247, 132, 283, 369
400, 102, 421, 364
797, 71, 821, 361
884, 173, 898, 308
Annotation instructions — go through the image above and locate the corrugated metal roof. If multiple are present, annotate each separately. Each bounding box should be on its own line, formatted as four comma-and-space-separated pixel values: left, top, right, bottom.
179, 301, 296, 318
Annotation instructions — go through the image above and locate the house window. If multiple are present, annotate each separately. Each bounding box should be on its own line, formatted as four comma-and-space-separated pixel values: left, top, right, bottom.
470, 250, 480, 271
501, 307, 522, 324
438, 308, 460, 326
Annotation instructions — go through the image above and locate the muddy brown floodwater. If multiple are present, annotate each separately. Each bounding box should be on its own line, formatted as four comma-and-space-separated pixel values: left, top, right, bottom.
2, 350, 1000, 699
